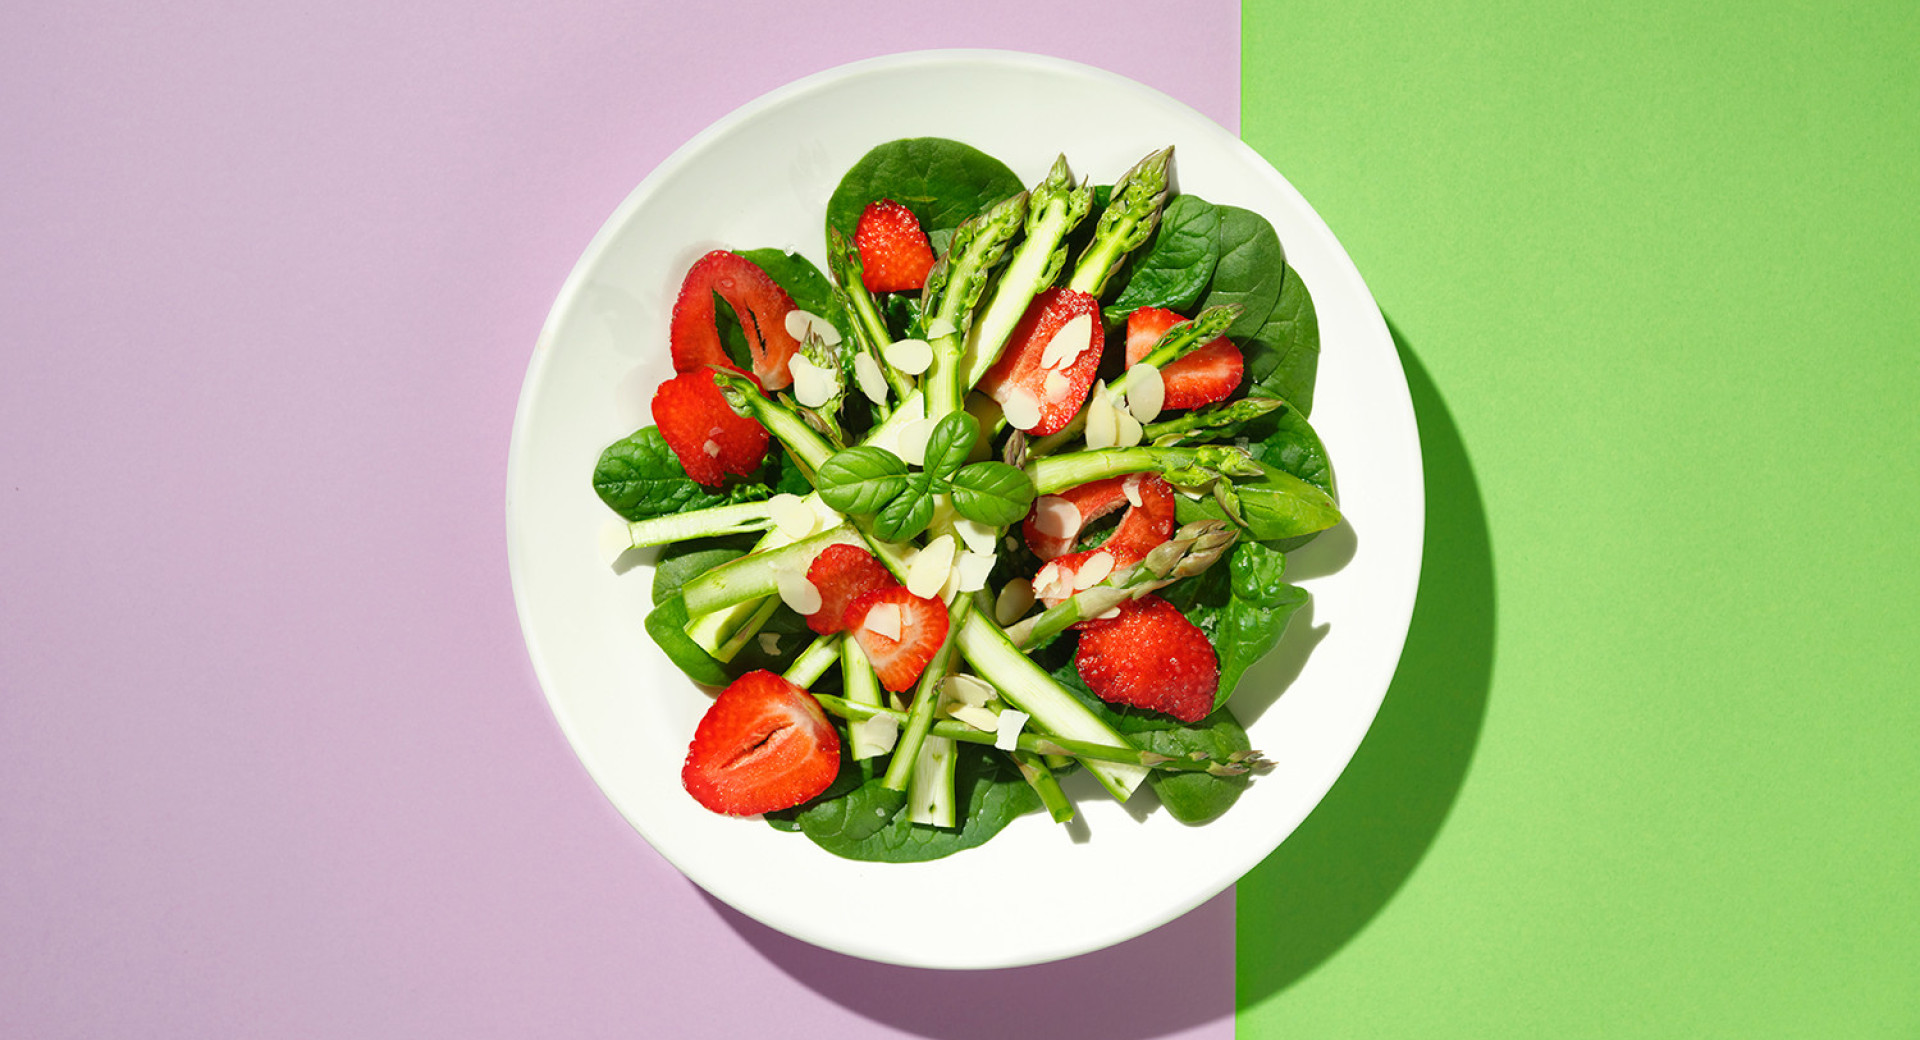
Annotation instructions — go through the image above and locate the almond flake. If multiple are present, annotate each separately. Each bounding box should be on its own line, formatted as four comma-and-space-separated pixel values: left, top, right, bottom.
784, 308, 842, 346
1114, 409, 1144, 447
757, 633, 781, 655
884, 337, 933, 375
1123, 477, 1143, 508
701, 439, 722, 458
865, 602, 902, 641
993, 709, 1030, 751
943, 674, 997, 707
949, 704, 1002, 732
1072, 551, 1115, 589
896, 417, 935, 467
953, 517, 997, 555
851, 714, 900, 758
1127, 362, 1164, 422
1096, 606, 1122, 620
1000, 388, 1042, 431
995, 580, 1036, 624
774, 568, 823, 616
1085, 394, 1119, 449
1042, 369, 1070, 401
769, 493, 816, 539
853, 352, 889, 404
955, 550, 996, 593
924, 316, 957, 339
906, 534, 957, 598
1039, 313, 1094, 370
789, 354, 839, 408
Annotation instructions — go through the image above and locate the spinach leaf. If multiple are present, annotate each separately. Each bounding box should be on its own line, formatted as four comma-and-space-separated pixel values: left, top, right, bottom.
825, 138, 1024, 255
652, 546, 746, 607
1241, 405, 1334, 496
725, 604, 812, 675
872, 470, 936, 542
883, 293, 923, 340
794, 745, 1040, 862
1199, 206, 1285, 340
1127, 709, 1253, 824
1240, 261, 1321, 415
1171, 541, 1309, 709
733, 248, 853, 345
643, 594, 731, 687
591, 426, 771, 521
1173, 462, 1341, 543
712, 291, 755, 372
815, 445, 910, 514
946, 461, 1036, 527
921, 412, 979, 478
1105, 194, 1222, 320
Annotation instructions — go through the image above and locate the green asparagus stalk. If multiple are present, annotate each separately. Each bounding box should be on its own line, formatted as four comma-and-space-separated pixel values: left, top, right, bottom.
922, 191, 1029, 421
881, 597, 975, 792
782, 633, 843, 686
614, 501, 775, 552
1011, 750, 1075, 824
1024, 444, 1263, 496
959, 157, 1095, 387
1145, 395, 1287, 446
810, 692, 1270, 777
827, 227, 915, 407
709, 367, 837, 474
1067, 146, 1173, 297
1006, 521, 1238, 648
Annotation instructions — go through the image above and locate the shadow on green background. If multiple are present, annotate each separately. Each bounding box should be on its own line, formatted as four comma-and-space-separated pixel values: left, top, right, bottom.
1237, 320, 1496, 1007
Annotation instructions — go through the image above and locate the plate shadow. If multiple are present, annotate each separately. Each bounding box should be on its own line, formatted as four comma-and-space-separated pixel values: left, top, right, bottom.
1235, 318, 1497, 1008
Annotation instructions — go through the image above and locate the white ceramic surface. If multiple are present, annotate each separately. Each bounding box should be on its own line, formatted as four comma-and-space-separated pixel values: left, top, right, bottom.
507, 50, 1424, 970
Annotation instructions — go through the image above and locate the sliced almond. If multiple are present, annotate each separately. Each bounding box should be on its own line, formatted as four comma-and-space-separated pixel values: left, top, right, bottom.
701, 439, 722, 458
943, 674, 997, 708
788, 354, 839, 408
953, 516, 997, 555
955, 550, 996, 593
757, 633, 781, 655
865, 601, 902, 641
1040, 313, 1094, 370
895, 417, 935, 467
1073, 550, 1115, 589
768, 493, 817, 539
995, 580, 1035, 625
993, 709, 1030, 751
906, 534, 957, 598
1042, 369, 1070, 401
884, 337, 933, 375
1096, 606, 1122, 620
853, 352, 889, 404
924, 316, 958, 340
1085, 393, 1119, 449
1000, 387, 1042, 431
1123, 477, 1143, 508
1032, 496, 1080, 539
850, 714, 900, 758
948, 704, 1002, 732
784, 308, 842, 346
1114, 408, 1144, 448
774, 567, 823, 616
1127, 362, 1165, 422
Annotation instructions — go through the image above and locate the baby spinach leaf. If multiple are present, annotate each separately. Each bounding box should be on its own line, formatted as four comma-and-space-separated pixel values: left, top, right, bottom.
825, 138, 1024, 254
643, 594, 731, 687
726, 604, 813, 675
1241, 261, 1321, 415
1199, 206, 1285, 340
652, 546, 746, 607
883, 293, 923, 340
733, 248, 853, 344
1241, 405, 1334, 496
1173, 462, 1340, 544
1170, 542, 1309, 710
922, 412, 980, 478
872, 471, 936, 542
592, 426, 771, 521
946, 461, 1036, 527
815, 445, 910, 514
1128, 708, 1253, 824
1105, 194, 1222, 319
794, 746, 1040, 862
712, 291, 756, 372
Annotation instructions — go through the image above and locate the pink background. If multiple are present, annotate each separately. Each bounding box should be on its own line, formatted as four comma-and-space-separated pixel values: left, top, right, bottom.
1, 3, 1238, 1036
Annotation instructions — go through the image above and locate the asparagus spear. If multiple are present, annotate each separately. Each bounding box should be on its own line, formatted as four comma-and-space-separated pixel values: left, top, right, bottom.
1145, 395, 1287, 446
921, 191, 1029, 421
958, 157, 1095, 387
1005, 521, 1238, 648
881, 597, 974, 793
1024, 444, 1263, 496
1066, 146, 1173, 297
827, 227, 914, 409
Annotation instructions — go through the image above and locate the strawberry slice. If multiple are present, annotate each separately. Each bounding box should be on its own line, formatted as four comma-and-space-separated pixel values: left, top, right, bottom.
682, 670, 841, 816
1022, 474, 1176, 562
977, 287, 1104, 437
854, 200, 936, 293
1074, 595, 1218, 723
1124, 305, 1245, 410
845, 586, 950, 693
803, 544, 900, 635
650, 369, 769, 486
669, 251, 801, 391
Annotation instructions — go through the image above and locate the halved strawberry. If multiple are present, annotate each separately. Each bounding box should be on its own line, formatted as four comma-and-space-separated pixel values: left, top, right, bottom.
845, 586, 950, 693
1022, 474, 1176, 562
1074, 595, 1218, 723
803, 543, 900, 635
650, 369, 769, 486
682, 670, 841, 816
977, 287, 1104, 436
669, 251, 801, 391
1031, 547, 1124, 609
854, 200, 936, 293
1124, 305, 1245, 410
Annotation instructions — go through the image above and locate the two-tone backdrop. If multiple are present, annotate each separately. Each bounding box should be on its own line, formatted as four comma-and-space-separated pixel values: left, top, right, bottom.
4, 2, 1913, 1037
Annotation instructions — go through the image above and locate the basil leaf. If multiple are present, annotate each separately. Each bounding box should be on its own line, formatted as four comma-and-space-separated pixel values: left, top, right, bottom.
815, 445, 910, 515
922, 412, 979, 478
734, 248, 853, 345
947, 461, 1036, 527
872, 471, 936, 542
591, 426, 770, 521
793, 747, 1040, 862
825, 138, 1025, 257
1200, 206, 1285, 340
1105, 194, 1222, 320
1241, 261, 1321, 416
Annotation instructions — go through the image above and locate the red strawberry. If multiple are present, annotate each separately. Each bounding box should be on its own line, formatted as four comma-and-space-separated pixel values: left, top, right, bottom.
854, 200, 936, 293
650, 369, 769, 486
977, 287, 1104, 437
845, 586, 950, 693
1022, 474, 1175, 562
682, 670, 841, 816
803, 544, 900, 635
669, 251, 801, 391
1074, 595, 1218, 723
1124, 306, 1245, 410
1030, 547, 1124, 609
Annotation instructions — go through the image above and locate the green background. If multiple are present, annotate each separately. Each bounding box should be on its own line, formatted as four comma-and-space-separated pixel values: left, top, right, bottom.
1236, 2, 1919, 1036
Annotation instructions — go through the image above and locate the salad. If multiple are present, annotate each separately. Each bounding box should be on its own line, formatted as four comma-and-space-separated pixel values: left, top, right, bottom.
591, 137, 1336, 862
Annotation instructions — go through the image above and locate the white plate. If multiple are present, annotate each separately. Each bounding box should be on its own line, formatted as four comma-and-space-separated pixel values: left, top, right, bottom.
507, 50, 1423, 970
